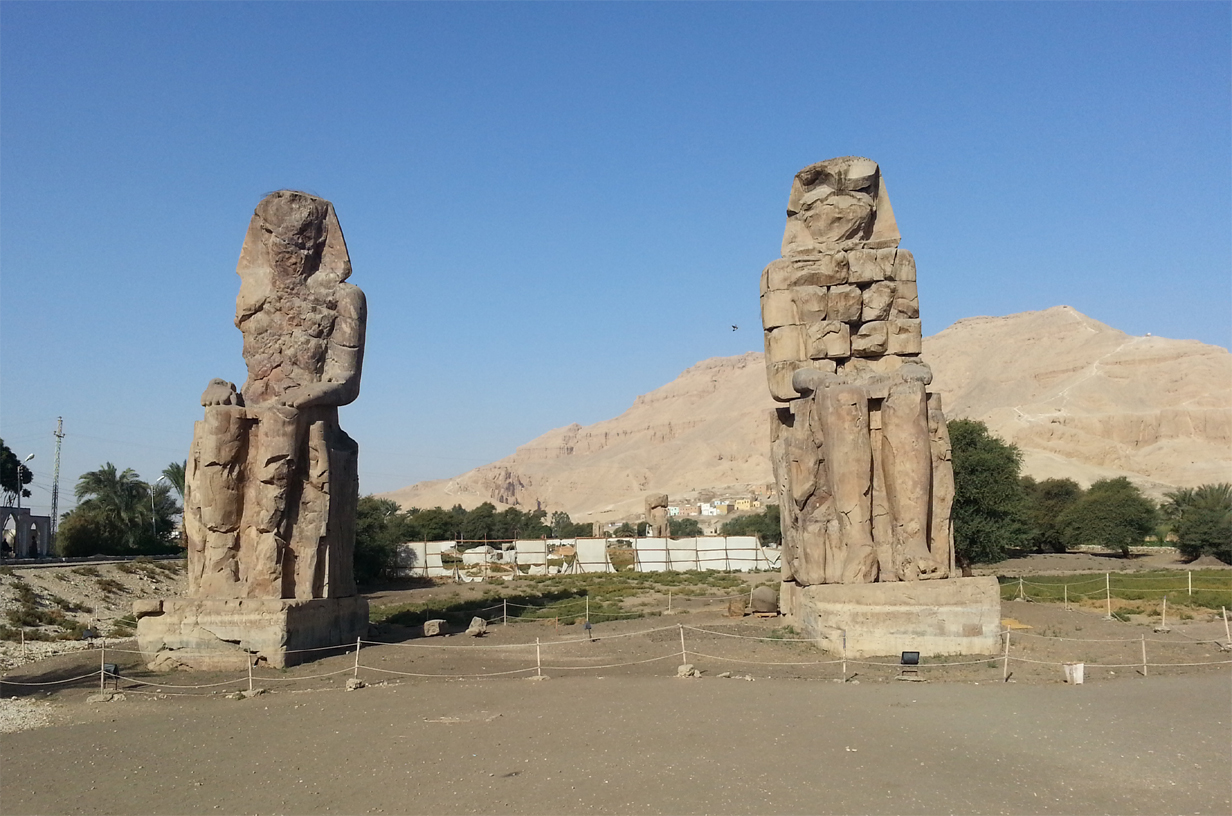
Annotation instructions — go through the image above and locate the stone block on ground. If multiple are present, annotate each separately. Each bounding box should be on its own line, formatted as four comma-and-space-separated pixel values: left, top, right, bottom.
466, 617, 488, 637
135, 596, 369, 670
423, 619, 447, 637
750, 585, 779, 614
781, 577, 1001, 658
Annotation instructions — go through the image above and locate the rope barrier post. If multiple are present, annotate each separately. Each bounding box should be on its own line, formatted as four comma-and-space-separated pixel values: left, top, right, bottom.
586, 595, 589, 624
503, 598, 508, 626
1002, 629, 1010, 682
1105, 573, 1113, 620
1161, 597, 1168, 631
1188, 571, 1192, 596
248, 655, 254, 693
535, 637, 542, 677
1141, 634, 1147, 678
353, 636, 362, 679
841, 629, 847, 681
667, 589, 671, 613
1064, 584, 1069, 612
1017, 577, 1024, 601
20, 628, 25, 658
99, 637, 106, 692
1223, 607, 1231, 646
679, 624, 686, 664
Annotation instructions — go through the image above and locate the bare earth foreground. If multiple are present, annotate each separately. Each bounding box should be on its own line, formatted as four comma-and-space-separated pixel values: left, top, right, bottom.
0, 671, 1228, 816
2, 598, 1230, 815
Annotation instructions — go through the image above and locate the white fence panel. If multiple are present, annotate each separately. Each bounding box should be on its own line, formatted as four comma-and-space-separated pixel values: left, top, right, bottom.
634, 537, 670, 572
575, 537, 615, 573
514, 539, 548, 566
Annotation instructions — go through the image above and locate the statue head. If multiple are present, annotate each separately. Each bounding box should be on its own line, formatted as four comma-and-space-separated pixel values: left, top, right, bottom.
235, 190, 352, 322
782, 157, 900, 254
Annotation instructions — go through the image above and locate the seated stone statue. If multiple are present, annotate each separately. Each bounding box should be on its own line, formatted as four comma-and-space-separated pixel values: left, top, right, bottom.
762, 158, 954, 585
184, 191, 366, 600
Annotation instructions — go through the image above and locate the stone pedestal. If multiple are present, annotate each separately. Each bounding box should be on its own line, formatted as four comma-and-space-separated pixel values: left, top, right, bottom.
134, 596, 368, 670
781, 577, 1000, 658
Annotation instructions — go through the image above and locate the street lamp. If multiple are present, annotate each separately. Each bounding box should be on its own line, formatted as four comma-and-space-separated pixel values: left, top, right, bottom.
16, 454, 34, 510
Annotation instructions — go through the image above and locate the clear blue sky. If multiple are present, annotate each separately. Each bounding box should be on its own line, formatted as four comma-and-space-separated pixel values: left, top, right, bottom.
2, 2, 1229, 519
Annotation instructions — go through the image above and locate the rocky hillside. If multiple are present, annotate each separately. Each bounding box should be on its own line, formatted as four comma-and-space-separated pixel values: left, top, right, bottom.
381, 307, 1231, 521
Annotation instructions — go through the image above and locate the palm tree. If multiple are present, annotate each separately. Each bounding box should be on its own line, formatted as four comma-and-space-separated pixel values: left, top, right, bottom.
71, 463, 181, 553
162, 460, 186, 501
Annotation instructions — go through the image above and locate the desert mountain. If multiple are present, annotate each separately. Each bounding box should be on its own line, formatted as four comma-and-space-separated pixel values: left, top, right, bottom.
381, 307, 1231, 521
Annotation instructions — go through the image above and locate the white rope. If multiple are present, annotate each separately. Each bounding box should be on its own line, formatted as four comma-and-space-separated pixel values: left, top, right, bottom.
361, 665, 538, 678
544, 653, 681, 671
0, 671, 102, 687
683, 625, 816, 643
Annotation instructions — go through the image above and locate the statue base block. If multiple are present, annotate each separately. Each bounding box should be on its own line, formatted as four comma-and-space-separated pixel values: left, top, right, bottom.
134, 596, 369, 670
781, 577, 1000, 658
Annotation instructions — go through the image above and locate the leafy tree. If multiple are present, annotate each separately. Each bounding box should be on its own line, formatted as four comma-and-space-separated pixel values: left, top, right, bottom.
0, 438, 33, 505
58, 463, 180, 556
949, 419, 1031, 574
1021, 477, 1084, 553
1059, 477, 1157, 557
354, 496, 401, 583
460, 502, 499, 545
1164, 483, 1231, 563
668, 517, 703, 537
611, 521, 648, 537
719, 506, 782, 545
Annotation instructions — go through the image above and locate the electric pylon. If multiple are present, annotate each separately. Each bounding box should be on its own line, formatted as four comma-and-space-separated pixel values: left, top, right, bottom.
50, 417, 64, 542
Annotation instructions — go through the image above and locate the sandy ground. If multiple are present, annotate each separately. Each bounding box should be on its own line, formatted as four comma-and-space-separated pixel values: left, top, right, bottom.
1, 553, 1229, 814
1, 669, 1228, 815
1, 598, 1230, 815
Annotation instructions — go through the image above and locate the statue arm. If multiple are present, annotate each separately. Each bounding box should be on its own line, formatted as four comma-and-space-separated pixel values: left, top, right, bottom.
280, 285, 366, 410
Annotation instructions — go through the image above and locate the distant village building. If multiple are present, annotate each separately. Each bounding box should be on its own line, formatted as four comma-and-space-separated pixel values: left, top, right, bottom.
667, 506, 680, 517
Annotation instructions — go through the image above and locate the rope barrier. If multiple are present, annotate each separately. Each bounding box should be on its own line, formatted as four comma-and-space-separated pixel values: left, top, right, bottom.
543, 653, 681, 671
0, 671, 102, 687
683, 650, 844, 667
361, 665, 538, 679
682, 625, 816, 643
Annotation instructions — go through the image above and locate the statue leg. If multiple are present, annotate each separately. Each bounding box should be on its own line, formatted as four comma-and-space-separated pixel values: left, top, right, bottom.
882, 380, 942, 580
819, 383, 878, 584
288, 418, 330, 599
786, 396, 829, 586
191, 408, 249, 598
927, 393, 954, 579
770, 408, 797, 584
247, 406, 299, 598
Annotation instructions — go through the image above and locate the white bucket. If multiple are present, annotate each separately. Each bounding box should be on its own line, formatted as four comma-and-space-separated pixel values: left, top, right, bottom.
1063, 662, 1084, 684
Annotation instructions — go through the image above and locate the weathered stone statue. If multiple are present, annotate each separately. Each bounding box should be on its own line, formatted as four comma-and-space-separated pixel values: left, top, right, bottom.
186, 191, 365, 599
137, 191, 369, 668
645, 493, 670, 538
763, 159, 995, 656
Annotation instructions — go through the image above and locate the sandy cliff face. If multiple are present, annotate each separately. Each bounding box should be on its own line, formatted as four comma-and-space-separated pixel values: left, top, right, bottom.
926, 306, 1230, 491
381, 307, 1231, 519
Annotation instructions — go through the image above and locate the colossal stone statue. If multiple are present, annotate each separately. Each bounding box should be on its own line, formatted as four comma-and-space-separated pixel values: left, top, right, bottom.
185, 191, 365, 600
764, 157, 952, 585
645, 493, 670, 538
137, 191, 369, 669
763, 159, 996, 657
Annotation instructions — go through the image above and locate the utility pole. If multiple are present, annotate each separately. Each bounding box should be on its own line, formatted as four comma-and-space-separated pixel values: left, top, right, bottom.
50, 418, 64, 545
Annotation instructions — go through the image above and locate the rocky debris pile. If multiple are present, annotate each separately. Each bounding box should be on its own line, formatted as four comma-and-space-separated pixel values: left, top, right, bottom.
0, 697, 55, 733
